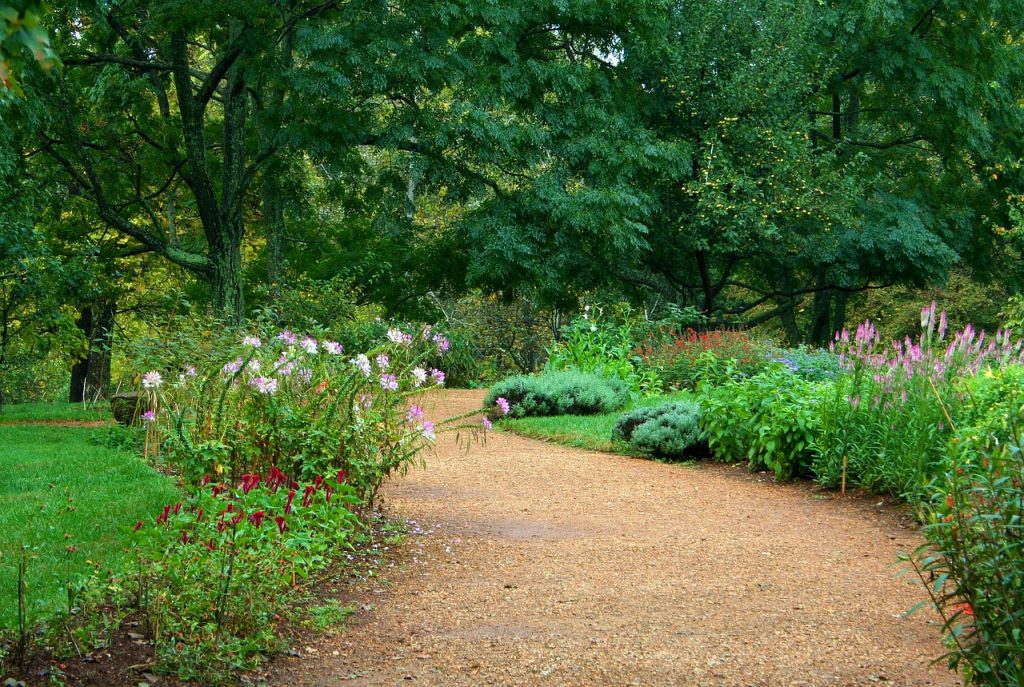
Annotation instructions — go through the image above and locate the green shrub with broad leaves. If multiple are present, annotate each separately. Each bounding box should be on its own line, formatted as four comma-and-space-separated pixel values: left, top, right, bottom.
698, 366, 830, 480
906, 370, 1024, 685
484, 371, 629, 418
612, 401, 702, 459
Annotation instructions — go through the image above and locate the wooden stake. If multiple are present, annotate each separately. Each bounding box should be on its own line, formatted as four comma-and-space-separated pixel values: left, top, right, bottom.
841, 454, 848, 495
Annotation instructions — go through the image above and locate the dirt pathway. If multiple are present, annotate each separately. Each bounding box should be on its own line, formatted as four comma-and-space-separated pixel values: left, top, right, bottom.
270, 390, 959, 687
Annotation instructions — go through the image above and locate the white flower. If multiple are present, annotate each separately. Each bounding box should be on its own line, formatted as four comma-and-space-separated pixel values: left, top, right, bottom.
411, 367, 428, 387
300, 337, 318, 354
141, 371, 163, 388
323, 341, 343, 355
242, 336, 262, 348
353, 354, 371, 378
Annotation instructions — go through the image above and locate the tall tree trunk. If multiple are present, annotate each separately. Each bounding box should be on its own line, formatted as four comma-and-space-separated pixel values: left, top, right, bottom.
70, 299, 116, 402
778, 266, 802, 344
69, 306, 93, 403
694, 250, 715, 317
808, 271, 832, 346
831, 290, 849, 340
263, 170, 285, 297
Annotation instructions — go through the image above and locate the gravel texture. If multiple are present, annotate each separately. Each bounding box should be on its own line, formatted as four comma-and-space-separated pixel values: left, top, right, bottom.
269, 390, 960, 687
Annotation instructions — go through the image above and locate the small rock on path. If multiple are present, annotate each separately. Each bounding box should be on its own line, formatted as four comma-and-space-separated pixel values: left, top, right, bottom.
270, 390, 960, 687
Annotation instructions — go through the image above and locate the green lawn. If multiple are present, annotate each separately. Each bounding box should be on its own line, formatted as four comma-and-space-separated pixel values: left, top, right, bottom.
0, 401, 113, 422
0, 424, 178, 628
499, 390, 694, 453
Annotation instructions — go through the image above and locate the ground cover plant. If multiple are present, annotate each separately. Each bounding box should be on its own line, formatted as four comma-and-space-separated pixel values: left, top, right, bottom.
484, 370, 630, 419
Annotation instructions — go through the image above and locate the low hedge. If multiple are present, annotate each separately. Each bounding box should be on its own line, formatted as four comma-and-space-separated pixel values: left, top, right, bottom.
485, 371, 629, 418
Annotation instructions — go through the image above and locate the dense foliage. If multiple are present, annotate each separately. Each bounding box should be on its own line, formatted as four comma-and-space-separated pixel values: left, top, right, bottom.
611, 400, 702, 459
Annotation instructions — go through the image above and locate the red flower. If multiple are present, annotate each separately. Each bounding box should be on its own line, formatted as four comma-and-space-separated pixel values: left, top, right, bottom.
205, 539, 216, 551
946, 495, 954, 509
217, 519, 226, 533
953, 602, 974, 617
180, 531, 189, 545
223, 504, 234, 513
285, 488, 296, 514
157, 504, 171, 525
133, 520, 144, 532
173, 502, 182, 515
274, 515, 287, 534
249, 510, 266, 527
314, 475, 324, 488
302, 485, 315, 508
201, 474, 211, 486
325, 485, 334, 502
231, 512, 244, 526
196, 508, 204, 522
212, 484, 226, 497
336, 470, 346, 484
241, 473, 261, 494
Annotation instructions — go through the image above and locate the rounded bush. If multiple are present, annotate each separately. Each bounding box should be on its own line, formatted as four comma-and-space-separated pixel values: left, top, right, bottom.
612, 401, 702, 459
484, 371, 629, 417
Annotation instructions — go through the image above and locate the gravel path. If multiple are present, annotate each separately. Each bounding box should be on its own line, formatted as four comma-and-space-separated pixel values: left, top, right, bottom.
270, 390, 960, 687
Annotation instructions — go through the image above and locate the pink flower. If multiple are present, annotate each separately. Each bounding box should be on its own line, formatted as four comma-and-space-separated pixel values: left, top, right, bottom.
421, 421, 436, 441
407, 405, 424, 423
495, 397, 511, 415
432, 333, 450, 353
376, 353, 390, 371
278, 330, 297, 344
242, 336, 262, 348
323, 340, 344, 355
141, 410, 156, 422
300, 337, 318, 354
250, 376, 278, 394
380, 373, 399, 391
430, 368, 445, 385
141, 370, 163, 388
482, 417, 493, 430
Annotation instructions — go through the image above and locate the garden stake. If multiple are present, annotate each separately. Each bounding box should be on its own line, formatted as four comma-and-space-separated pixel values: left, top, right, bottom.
841, 454, 847, 495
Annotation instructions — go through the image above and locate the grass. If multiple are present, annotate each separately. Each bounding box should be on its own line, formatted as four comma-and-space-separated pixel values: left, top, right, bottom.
0, 424, 178, 628
500, 390, 694, 453
0, 401, 113, 423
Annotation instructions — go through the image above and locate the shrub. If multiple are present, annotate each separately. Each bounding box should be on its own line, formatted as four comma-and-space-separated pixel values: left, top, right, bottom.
485, 371, 629, 418
907, 391, 1024, 685
638, 328, 773, 389
699, 367, 829, 480
612, 401, 702, 459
